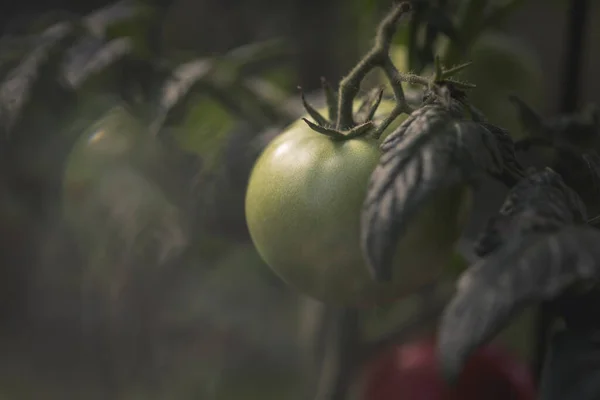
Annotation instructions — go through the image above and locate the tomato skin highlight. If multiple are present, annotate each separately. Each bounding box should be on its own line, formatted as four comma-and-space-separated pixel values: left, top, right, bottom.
245, 108, 472, 306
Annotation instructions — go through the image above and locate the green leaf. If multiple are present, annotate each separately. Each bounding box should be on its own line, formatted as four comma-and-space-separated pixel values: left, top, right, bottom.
425, 8, 459, 42
439, 168, 589, 382
439, 225, 600, 383
0, 22, 74, 137
226, 38, 290, 78
3, 10, 78, 36
475, 168, 588, 257
84, 0, 154, 38
168, 95, 234, 172
484, 0, 529, 30
361, 104, 509, 281
62, 35, 133, 89
152, 58, 214, 131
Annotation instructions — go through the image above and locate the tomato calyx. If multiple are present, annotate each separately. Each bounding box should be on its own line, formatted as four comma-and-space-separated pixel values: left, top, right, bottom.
298, 87, 383, 142
297, 2, 480, 144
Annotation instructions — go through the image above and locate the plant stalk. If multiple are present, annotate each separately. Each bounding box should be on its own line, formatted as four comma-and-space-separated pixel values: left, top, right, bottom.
534, 0, 590, 384
314, 307, 361, 400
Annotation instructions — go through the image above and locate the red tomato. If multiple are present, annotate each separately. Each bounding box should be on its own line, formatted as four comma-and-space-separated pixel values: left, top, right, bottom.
362, 337, 536, 400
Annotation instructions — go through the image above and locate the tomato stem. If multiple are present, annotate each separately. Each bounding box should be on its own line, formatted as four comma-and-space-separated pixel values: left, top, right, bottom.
336, 2, 412, 133
313, 307, 362, 400
321, 77, 338, 123
360, 283, 450, 361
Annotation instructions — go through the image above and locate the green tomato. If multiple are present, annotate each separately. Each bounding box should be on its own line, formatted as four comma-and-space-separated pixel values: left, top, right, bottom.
62, 105, 161, 206
245, 101, 472, 306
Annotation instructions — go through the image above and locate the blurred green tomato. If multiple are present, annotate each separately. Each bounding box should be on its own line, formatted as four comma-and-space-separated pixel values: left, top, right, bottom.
391, 33, 543, 138
62, 105, 161, 208
456, 33, 543, 138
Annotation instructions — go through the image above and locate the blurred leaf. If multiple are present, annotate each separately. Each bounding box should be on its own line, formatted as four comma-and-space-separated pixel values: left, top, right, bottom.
484, 0, 529, 30
227, 38, 290, 77
425, 8, 459, 41
169, 95, 234, 172
0, 36, 40, 75
61, 35, 133, 89
2, 10, 78, 36
152, 57, 214, 131
84, 0, 154, 39
0, 22, 74, 137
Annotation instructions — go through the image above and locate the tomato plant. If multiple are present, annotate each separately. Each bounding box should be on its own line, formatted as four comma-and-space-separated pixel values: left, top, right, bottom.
460, 33, 543, 138
361, 337, 536, 400
245, 96, 472, 305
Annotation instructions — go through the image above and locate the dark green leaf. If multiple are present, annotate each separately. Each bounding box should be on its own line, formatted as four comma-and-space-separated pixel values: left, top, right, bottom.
62, 36, 133, 89
226, 38, 290, 77
509, 95, 543, 137
549, 104, 600, 149
539, 330, 600, 400
0, 22, 73, 136
84, 0, 153, 38
484, 0, 529, 30
236, 78, 293, 124
479, 122, 525, 185
426, 9, 459, 41
152, 58, 214, 132
362, 105, 506, 281
475, 168, 587, 257
553, 151, 600, 218
3, 10, 77, 36
438, 225, 600, 383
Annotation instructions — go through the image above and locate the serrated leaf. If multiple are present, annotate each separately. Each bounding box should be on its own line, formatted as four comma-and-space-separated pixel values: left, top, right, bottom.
362, 105, 506, 280
478, 122, 525, 185
438, 225, 600, 383
552, 150, 600, 219
509, 95, 543, 137
0, 22, 73, 136
475, 168, 588, 257
62, 36, 133, 88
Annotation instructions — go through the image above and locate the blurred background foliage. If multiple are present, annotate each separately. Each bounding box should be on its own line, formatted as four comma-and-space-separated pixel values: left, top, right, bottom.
0, 0, 597, 398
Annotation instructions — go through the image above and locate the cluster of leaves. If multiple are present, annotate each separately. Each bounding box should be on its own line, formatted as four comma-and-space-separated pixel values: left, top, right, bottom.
339, 1, 600, 395
0, 0, 306, 396
281, 1, 600, 399
0, 0, 297, 272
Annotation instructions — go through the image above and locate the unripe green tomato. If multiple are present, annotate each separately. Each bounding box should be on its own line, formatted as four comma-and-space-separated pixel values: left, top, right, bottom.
62, 105, 160, 202
245, 100, 472, 306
